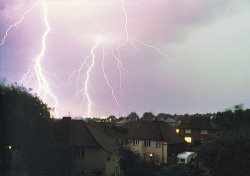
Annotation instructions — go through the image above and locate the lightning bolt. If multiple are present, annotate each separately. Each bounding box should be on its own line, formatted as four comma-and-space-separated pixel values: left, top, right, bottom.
1, 2, 59, 117
69, 0, 169, 118
19, 2, 59, 118
3, 1, 170, 118
102, 44, 119, 106
0, 3, 38, 46
69, 39, 122, 117
119, 0, 169, 59
84, 41, 100, 118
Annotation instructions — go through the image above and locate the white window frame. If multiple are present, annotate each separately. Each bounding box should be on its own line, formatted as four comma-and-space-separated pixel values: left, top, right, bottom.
144, 140, 150, 147
185, 129, 191, 133
133, 139, 139, 146
156, 141, 161, 148
201, 130, 208, 134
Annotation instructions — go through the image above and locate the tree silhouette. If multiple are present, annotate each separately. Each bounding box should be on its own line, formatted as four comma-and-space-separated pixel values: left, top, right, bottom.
0, 83, 71, 175
141, 112, 155, 120
127, 112, 139, 120
198, 106, 250, 176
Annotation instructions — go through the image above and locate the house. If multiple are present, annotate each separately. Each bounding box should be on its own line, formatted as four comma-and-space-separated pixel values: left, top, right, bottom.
177, 118, 215, 144
62, 117, 120, 175
125, 121, 186, 164
116, 118, 133, 127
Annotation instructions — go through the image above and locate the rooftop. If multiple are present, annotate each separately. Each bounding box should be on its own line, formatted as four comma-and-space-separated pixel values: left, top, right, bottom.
126, 121, 186, 144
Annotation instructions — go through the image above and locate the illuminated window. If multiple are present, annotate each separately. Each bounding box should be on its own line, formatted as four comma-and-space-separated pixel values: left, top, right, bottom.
144, 140, 150, 147
156, 141, 161, 148
185, 129, 191, 133
133, 139, 139, 146
201, 130, 208, 134
185, 137, 192, 143
176, 129, 179, 133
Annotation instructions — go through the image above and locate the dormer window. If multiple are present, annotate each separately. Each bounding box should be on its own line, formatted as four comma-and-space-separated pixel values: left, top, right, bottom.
185, 129, 191, 133
201, 130, 208, 134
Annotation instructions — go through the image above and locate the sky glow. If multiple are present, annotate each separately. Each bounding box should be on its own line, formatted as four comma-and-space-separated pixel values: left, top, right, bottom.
1, 0, 250, 118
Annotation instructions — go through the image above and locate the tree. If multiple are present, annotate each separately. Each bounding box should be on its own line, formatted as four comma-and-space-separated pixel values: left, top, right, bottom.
157, 113, 172, 119
142, 112, 155, 120
0, 83, 71, 175
127, 112, 139, 120
198, 106, 250, 176
107, 115, 116, 121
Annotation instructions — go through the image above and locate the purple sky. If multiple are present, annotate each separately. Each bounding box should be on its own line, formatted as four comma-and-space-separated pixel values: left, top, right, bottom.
1, 0, 250, 118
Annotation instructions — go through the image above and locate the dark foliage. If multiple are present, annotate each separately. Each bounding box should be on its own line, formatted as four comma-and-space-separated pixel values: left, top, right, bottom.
141, 112, 155, 119
198, 106, 250, 176
0, 83, 71, 175
127, 112, 139, 120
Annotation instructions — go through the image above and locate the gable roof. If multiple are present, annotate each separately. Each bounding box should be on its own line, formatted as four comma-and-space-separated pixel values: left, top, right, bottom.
68, 120, 99, 147
86, 124, 120, 154
179, 118, 214, 130
125, 121, 144, 132
67, 120, 119, 154
126, 121, 185, 145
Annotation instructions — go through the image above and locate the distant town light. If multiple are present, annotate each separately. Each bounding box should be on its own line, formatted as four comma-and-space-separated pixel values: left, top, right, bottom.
9, 146, 11, 150
176, 129, 179, 133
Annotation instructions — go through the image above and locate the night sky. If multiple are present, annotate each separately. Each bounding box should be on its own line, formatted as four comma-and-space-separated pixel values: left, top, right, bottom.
1, 0, 250, 118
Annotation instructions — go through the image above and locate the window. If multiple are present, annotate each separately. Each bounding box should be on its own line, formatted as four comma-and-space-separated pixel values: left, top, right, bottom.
144, 140, 150, 147
72, 146, 85, 159
133, 139, 139, 146
201, 130, 208, 134
185, 129, 191, 133
185, 137, 192, 143
179, 158, 185, 163
156, 141, 161, 148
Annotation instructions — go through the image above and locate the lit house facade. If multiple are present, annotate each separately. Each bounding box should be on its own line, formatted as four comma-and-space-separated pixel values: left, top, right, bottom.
177, 118, 215, 144
125, 121, 186, 164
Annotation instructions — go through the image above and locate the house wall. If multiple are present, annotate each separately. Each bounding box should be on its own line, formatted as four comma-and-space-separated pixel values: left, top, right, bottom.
73, 148, 119, 176
127, 139, 168, 164
105, 150, 120, 176
73, 147, 108, 173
